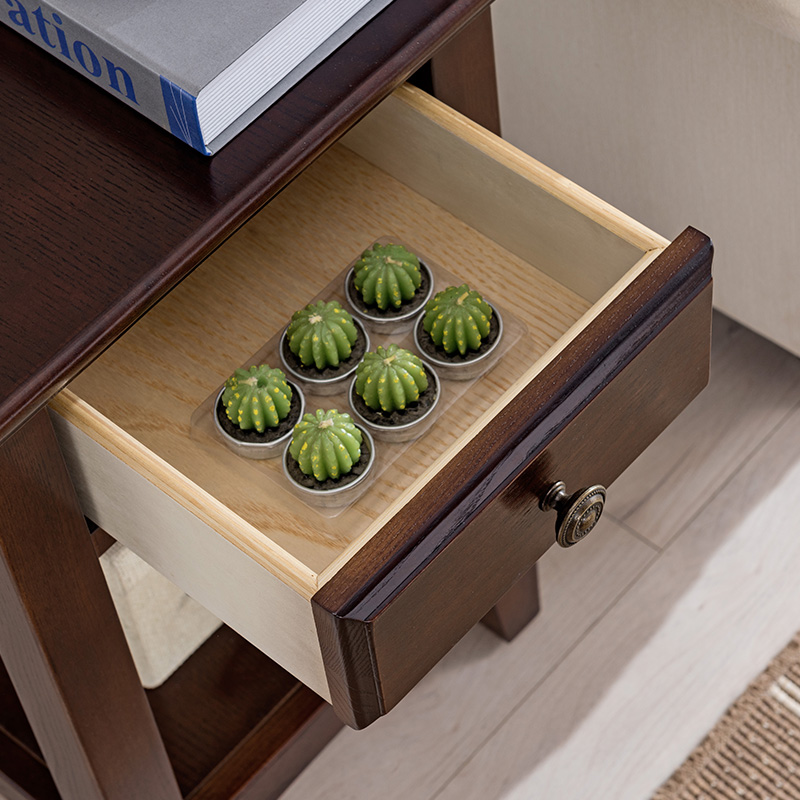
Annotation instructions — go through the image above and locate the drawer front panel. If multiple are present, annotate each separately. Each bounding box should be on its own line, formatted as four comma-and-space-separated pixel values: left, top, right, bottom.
313, 229, 712, 728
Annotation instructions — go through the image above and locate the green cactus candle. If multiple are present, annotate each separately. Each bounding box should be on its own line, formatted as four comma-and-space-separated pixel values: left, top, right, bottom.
423, 284, 493, 356
354, 344, 428, 412
222, 365, 292, 433
289, 409, 363, 482
286, 300, 358, 369
353, 243, 422, 310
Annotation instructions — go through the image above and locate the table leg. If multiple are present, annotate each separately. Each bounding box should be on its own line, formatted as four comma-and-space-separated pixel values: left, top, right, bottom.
481, 565, 541, 642
428, 7, 501, 135
0, 409, 181, 800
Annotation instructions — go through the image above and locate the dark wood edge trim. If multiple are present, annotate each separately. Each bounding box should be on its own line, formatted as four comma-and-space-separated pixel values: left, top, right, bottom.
0, 0, 494, 446
313, 227, 713, 727
314, 606, 386, 726
319, 227, 712, 613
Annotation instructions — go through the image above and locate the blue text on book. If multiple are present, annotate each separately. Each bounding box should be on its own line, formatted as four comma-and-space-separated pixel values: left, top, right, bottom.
6, 1, 138, 104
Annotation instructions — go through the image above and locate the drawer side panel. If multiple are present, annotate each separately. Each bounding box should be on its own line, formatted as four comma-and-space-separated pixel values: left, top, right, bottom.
342, 85, 664, 302
49, 414, 330, 702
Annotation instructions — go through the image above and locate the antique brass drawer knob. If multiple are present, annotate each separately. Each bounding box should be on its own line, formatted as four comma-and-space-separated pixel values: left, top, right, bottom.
540, 481, 607, 548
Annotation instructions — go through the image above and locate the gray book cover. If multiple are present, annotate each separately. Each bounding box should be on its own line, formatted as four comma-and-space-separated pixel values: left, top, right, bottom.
2, 0, 394, 154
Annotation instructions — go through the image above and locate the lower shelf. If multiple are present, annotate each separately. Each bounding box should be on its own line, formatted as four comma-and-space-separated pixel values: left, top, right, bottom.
0, 627, 341, 800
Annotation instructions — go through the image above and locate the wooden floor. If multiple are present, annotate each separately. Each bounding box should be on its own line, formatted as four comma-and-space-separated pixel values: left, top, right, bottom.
280, 312, 800, 800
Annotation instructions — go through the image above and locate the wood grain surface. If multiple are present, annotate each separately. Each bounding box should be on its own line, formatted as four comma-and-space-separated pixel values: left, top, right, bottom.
0, 654, 59, 800
0, 0, 493, 444
343, 86, 666, 304
428, 8, 502, 135
54, 129, 591, 585
480, 565, 541, 641
147, 626, 340, 800
48, 126, 589, 697
0, 410, 180, 799
312, 229, 713, 728
46, 88, 696, 724
51, 85, 667, 593
0, 624, 342, 800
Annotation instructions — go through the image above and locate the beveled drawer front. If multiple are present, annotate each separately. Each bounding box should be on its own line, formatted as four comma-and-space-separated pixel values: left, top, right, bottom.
314, 272, 712, 727
49, 85, 712, 728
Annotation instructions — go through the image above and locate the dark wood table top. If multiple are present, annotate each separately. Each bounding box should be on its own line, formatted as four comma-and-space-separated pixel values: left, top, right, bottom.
0, 0, 490, 444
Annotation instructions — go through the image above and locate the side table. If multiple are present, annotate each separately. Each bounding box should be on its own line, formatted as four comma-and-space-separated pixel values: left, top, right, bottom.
0, 3, 713, 797
0, 6, 528, 798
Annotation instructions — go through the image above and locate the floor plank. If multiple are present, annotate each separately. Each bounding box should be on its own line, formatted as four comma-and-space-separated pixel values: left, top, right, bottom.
609, 312, 800, 547
282, 519, 655, 800
436, 400, 800, 800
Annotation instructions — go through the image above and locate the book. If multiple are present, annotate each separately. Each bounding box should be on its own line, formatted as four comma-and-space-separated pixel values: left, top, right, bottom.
2, 0, 395, 155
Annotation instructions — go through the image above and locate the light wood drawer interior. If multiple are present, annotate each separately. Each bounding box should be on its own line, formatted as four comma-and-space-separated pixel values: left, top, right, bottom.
49, 85, 669, 702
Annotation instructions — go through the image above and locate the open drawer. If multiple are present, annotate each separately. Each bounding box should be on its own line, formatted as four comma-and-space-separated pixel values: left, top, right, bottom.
48, 84, 712, 729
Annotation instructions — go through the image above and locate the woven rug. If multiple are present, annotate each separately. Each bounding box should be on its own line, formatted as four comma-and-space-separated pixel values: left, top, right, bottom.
653, 633, 800, 799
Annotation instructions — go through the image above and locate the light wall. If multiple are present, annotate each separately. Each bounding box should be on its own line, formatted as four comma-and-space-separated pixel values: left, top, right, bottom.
493, 0, 800, 357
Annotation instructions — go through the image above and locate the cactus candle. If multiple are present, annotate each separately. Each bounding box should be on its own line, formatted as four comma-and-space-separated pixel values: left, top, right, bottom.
214, 364, 304, 459
280, 300, 369, 395
349, 344, 440, 442
284, 409, 375, 501
345, 241, 434, 333
422, 284, 493, 354
355, 344, 428, 411
354, 243, 422, 310
286, 300, 358, 369
415, 283, 504, 380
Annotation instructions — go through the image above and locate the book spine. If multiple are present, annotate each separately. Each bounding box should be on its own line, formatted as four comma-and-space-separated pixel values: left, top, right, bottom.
1, 1, 209, 154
